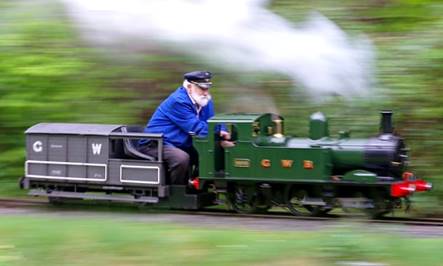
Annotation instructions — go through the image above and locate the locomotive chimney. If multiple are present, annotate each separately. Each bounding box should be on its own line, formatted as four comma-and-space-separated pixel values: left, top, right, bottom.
380, 110, 393, 134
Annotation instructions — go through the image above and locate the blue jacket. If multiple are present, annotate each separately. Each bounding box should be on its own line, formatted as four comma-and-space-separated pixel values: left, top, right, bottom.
142, 86, 215, 149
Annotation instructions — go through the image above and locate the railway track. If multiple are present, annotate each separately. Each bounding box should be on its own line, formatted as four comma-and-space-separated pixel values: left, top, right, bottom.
0, 197, 48, 207
1, 197, 443, 227
180, 208, 443, 226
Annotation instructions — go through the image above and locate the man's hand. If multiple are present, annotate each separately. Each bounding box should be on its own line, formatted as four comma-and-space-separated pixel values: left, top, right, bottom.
219, 130, 231, 140
219, 130, 235, 148
220, 140, 236, 148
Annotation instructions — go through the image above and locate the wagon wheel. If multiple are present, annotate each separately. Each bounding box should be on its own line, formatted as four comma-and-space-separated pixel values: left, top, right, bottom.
48, 196, 63, 205
47, 187, 82, 205
48, 196, 82, 205
227, 185, 271, 214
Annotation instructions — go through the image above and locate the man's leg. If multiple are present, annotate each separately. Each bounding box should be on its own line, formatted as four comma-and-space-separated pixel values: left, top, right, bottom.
163, 145, 190, 185
182, 146, 199, 178
139, 144, 190, 185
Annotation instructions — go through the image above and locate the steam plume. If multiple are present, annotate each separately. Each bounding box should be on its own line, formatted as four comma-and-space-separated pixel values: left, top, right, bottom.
62, 0, 374, 98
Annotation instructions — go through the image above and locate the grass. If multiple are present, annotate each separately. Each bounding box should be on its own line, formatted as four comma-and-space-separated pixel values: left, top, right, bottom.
0, 215, 443, 265
0, 180, 27, 198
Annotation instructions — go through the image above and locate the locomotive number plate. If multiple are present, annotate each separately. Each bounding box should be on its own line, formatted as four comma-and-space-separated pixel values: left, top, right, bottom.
234, 158, 250, 168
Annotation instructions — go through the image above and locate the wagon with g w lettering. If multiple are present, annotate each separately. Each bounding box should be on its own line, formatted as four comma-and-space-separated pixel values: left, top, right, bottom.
21, 123, 213, 208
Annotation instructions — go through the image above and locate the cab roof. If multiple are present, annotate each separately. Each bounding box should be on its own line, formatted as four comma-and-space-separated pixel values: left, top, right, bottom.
209, 113, 282, 123
25, 123, 123, 136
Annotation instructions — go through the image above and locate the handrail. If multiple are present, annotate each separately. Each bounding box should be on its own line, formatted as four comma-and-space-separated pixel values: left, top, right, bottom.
111, 129, 163, 162
109, 132, 163, 139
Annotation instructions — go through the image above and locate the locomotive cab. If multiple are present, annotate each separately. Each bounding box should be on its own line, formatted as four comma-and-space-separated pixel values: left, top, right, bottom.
196, 113, 267, 177
195, 113, 295, 179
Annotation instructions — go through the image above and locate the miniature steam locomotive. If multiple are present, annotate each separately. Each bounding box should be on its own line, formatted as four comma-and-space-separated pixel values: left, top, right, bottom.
20, 111, 432, 217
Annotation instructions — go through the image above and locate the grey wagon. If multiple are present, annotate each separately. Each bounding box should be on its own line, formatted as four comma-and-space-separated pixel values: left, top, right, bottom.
22, 123, 168, 202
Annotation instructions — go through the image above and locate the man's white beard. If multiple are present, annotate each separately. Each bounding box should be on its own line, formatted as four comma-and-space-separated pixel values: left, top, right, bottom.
191, 91, 211, 107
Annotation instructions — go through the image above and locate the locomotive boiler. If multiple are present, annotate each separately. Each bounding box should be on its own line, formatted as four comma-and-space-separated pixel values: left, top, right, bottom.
20, 111, 432, 217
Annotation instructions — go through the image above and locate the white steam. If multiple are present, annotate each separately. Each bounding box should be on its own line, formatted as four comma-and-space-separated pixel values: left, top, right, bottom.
62, 0, 374, 98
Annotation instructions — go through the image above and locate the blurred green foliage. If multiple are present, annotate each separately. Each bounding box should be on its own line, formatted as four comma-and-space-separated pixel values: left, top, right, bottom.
0, 216, 443, 265
0, 0, 442, 212
267, 0, 443, 212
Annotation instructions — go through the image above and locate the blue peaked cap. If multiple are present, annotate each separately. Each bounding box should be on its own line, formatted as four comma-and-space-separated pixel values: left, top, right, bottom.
184, 71, 212, 89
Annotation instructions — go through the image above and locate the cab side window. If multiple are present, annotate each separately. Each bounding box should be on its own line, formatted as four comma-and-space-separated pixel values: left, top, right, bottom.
227, 124, 238, 142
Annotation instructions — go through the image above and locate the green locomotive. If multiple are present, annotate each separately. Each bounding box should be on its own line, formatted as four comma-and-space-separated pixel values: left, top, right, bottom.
194, 111, 432, 216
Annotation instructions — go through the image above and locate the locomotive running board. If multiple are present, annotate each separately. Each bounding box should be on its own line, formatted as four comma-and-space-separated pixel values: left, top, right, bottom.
299, 197, 375, 209
28, 189, 159, 204
300, 197, 327, 206
338, 197, 374, 209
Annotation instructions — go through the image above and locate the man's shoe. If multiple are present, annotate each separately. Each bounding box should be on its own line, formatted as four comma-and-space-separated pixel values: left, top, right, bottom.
188, 177, 200, 190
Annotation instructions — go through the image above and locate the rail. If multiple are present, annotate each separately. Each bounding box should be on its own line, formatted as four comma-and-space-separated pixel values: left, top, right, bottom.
1, 198, 443, 226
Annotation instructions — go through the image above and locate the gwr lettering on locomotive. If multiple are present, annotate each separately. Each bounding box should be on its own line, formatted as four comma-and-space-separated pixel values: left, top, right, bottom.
261, 159, 271, 168
303, 160, 314, 169
281, 159, 294, 168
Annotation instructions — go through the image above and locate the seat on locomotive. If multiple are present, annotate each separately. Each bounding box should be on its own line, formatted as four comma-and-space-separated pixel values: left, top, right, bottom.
121, 126, 155, 161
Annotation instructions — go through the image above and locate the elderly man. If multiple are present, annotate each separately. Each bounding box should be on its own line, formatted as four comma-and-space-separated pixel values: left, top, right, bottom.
139, 71, 231, 185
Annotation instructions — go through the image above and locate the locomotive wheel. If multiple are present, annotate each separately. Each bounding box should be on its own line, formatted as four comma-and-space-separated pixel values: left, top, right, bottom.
341, 191, 392, 218
366, 193, 393, 219
286, 189, 316, 216
227, 185, 271, 214
286, 188, 332, 216
341, 192, 366, 214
